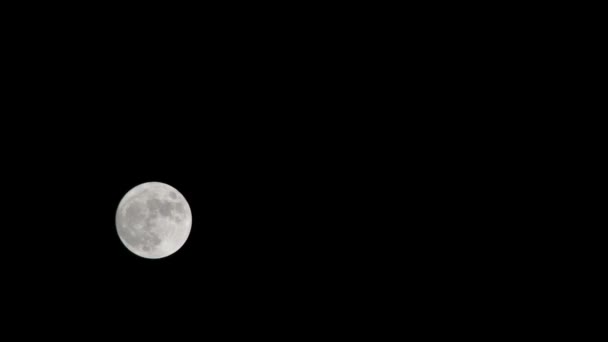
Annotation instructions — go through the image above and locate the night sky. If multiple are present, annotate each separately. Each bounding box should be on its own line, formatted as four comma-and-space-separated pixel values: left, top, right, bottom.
3, 79, 373, 332
1, 11, 392, 335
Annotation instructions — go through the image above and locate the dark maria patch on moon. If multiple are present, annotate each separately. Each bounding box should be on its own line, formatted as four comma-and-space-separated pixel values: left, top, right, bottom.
120, 223, 162, 251
146, 198, 175, 217
124, 202, 146, 226
119, 200, 163, 252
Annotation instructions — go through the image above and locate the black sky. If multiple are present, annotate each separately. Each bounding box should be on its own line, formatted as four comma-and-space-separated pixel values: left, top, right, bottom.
3, 69, 374, 327
0, 11, 397, 333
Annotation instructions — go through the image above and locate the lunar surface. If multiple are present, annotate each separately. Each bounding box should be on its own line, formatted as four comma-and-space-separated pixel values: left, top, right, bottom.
116, 182, 192, 259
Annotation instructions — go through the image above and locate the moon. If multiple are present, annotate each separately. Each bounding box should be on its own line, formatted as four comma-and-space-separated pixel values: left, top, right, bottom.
116, 182, 192, 259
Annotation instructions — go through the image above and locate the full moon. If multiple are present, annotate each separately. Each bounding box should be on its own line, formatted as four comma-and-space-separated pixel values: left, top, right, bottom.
116, 182, 192, 259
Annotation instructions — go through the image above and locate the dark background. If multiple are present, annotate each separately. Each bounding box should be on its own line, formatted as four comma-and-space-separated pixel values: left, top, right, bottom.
1, 18, 390, 333
0, 4, 484, 335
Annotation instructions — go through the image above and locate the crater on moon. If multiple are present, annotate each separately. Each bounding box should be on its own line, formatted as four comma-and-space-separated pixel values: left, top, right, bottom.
116, 182, 192, 259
